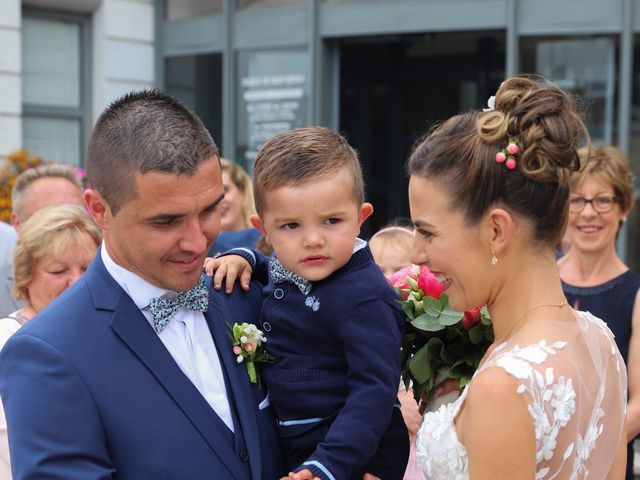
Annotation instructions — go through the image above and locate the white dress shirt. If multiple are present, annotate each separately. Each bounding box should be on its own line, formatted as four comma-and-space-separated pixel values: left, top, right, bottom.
101, 244, 234, 431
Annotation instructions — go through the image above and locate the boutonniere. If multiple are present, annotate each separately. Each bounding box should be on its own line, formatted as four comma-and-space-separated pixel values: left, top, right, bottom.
228, 322, 275, 389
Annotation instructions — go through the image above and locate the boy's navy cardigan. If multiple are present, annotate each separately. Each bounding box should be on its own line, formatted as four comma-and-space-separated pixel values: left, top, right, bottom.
228, 244, 404, 480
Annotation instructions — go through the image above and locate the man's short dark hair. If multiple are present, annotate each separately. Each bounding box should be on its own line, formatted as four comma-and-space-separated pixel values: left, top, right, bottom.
87, 89, 219, 214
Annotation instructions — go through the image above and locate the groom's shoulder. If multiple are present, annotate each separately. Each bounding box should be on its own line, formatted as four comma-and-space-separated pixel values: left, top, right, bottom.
19, 277, 98, 337
206, 277, 264, 320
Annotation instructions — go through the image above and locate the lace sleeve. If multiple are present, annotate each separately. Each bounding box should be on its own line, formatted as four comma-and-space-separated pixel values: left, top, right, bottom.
488, 312, 626, 479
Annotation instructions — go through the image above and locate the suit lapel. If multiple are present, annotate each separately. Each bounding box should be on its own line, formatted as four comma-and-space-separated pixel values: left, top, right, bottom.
86, 254, 247, 479
206, 288, 263, 480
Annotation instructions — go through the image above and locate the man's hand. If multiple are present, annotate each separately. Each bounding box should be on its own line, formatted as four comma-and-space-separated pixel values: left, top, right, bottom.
203, 255, 253, 293
281, 470, 319, 480
280, 470, 380, 480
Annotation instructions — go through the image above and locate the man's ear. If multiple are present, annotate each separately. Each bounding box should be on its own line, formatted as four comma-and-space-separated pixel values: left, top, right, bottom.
358, 202, 374, 226
250, 214, 269, 242
84, 189, 111, 230
10, 212, 21, 233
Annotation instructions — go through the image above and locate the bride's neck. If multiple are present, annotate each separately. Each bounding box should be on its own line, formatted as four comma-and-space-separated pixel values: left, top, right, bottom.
488, 252, 567, 342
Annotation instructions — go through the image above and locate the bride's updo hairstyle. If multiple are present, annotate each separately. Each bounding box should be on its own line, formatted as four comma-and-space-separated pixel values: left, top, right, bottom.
407, 76, 587, 246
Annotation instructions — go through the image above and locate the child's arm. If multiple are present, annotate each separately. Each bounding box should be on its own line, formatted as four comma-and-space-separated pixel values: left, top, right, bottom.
203, 248, 270, 293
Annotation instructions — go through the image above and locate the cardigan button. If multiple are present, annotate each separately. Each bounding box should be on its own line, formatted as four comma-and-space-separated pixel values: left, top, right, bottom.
274, 288, 284, 299
239, 450, 249, 463
262, 321, 272, 332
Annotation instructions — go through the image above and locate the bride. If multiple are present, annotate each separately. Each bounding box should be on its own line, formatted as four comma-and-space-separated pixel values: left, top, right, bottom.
407, 76, 627, 479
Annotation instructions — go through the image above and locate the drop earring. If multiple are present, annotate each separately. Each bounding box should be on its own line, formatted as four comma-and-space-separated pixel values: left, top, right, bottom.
491, 252, 498, 266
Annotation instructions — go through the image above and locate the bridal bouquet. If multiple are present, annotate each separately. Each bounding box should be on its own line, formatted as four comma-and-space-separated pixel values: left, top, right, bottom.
391, 265, 493, 405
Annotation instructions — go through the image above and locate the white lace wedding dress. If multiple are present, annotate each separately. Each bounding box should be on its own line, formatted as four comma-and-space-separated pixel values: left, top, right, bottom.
415, 310, 627, 479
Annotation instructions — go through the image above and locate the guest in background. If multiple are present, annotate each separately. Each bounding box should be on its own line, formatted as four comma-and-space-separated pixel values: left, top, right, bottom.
369, 225, 414, 278
0, 164, 83, 316
558, 144, 639, 480
209, 159, 261, 255
369, 224, 424, 480
0, 203, 101, 479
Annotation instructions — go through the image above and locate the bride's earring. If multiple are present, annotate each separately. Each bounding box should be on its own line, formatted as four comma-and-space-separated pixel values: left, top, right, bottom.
491, 251, 498, 266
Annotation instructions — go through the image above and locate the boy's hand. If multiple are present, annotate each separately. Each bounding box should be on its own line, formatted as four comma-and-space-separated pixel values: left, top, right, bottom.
202, 255, 253, 293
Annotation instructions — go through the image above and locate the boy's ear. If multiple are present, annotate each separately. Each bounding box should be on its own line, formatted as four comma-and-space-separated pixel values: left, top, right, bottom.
358, 202, 374, 226
250, 214, 269, 241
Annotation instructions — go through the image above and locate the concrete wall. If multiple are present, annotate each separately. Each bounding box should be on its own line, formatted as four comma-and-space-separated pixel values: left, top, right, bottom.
0, 0, 22, 159
92, 0, 154, 124
0, 0, 155, 158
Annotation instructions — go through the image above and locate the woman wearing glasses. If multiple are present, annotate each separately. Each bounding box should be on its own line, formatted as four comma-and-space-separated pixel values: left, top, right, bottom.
558, 144, 640, 480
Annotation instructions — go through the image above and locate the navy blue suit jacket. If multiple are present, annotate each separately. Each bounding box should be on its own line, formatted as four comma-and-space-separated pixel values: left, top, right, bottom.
0, 251, 283, 479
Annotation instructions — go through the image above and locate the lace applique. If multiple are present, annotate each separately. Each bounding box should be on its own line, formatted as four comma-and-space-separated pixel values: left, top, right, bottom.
415, 312, 625, 480
496, 341, 579, 478
415, 393, 468, 480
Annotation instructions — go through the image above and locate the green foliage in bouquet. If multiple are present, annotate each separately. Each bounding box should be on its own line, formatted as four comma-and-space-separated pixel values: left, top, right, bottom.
391, 266, 494, 404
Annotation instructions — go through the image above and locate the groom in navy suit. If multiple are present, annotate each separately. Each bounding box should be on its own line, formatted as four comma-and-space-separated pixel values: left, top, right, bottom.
0, 90, 284, 479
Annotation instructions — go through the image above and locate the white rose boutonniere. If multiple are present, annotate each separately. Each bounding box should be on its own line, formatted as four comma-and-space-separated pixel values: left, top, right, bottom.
228, 322, 275, 388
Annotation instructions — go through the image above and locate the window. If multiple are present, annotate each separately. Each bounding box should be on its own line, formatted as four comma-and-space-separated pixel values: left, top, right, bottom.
236, 0, 306, 10
22, 12, 89, 166
165, 54, 223, 150
165, 0, 222, 20
236, 49, 309, 171
520, 36, 619, 145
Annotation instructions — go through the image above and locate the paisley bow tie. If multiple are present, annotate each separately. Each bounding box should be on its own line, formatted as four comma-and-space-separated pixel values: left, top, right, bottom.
148, 275, 209, 334
269, 257, 312, 295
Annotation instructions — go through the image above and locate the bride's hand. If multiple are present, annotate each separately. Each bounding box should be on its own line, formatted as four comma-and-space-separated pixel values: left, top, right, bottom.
419, 378, 461, 415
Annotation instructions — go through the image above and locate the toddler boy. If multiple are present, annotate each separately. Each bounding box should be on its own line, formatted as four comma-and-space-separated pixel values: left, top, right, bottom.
211, 127, 408, 480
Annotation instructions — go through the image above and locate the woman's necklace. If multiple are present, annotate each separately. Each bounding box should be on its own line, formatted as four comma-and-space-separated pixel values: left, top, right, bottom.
500, 301, 568, 341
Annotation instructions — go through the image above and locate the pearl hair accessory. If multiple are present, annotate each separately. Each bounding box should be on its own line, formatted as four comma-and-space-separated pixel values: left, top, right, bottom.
496, 138, 520, 170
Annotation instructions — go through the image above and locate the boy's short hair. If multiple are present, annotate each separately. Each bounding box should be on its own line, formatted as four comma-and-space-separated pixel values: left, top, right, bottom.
252, 126, 364, 214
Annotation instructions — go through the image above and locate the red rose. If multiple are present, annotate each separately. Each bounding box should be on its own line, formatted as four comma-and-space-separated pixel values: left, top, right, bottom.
462, 307, 482, 330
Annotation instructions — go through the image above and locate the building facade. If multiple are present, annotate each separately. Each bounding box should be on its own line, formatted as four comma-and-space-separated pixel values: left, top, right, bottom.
0, 0, 638, 268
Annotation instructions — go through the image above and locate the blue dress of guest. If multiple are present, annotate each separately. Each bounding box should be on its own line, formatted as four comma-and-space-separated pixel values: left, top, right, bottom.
209, 228, 262, 257
563, 269, 640, 480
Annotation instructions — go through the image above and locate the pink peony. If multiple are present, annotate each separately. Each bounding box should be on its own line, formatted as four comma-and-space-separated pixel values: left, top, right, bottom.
244, 343, 254, 352
507, 143, 519, 155
495, 152, 506, 163
462, 307, 482, 330
389, 266, 417, 290
233, 346, 242, 355
417, 265, 446, 298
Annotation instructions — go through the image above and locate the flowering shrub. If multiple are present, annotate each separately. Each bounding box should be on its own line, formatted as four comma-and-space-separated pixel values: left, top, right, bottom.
0, 150, 88, 223
392, 265, 494, 404
0, 149, 47, 222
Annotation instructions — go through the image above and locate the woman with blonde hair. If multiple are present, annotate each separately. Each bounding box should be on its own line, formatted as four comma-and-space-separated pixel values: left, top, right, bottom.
0, 203, 101, 479
209, 158, 261, 255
